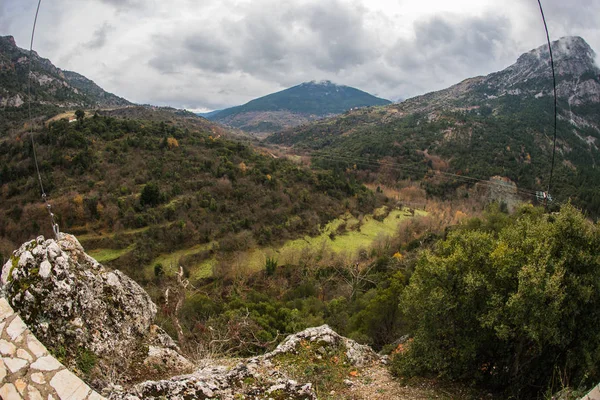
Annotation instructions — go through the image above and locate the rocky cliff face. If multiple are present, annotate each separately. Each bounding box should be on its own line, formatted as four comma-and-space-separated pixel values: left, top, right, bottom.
484, 36, 600, 105
0, 35, 130, 109
396, 36, 600, 113
491, 36, 598, 82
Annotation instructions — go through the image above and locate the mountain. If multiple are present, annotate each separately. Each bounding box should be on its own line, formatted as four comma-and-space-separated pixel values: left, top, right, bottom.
268, 36, 600, 215
0, 35, 131, 130
196, 109, 223, 118
207, 80, 391, 135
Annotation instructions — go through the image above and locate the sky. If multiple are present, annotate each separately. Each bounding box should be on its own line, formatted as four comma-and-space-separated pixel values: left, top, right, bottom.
1, 0, 599, 112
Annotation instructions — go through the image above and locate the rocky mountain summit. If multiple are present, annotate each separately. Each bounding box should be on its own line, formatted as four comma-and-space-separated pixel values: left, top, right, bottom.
488, 36, 598, 92
0, 35, 130, 110
392, 36, 600, 114
268, 36, 600, 215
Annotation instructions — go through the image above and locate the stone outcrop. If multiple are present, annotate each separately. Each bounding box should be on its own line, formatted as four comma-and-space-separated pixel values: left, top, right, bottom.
1, 234, 155, 358
0, 297, 106, 400
264, 325, 379, 367
111, 325, 380, 400
0, 234, 192, 387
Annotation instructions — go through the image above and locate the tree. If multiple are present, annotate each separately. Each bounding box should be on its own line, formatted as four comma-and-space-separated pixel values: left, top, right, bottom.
75, 109, 85, 123
154, 263, 165, 279
140, 182, 161, 207
395, 204, 600, 398
265, 257, 277, 276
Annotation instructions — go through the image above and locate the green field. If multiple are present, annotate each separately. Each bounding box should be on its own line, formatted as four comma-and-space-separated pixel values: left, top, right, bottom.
146, 242, 217, 280
90, 207, 425, 278
88, 245, 135, 263
78, 226, 151, 242
194, 207, 426, 275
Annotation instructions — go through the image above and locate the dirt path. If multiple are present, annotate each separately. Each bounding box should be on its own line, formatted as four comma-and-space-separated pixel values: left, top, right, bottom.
337, 364, 489, 400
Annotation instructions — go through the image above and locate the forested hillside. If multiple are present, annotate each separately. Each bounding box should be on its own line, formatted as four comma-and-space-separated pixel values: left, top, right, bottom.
268, 37, 600, 216
1, 24, 599, 400
0, 112, 377, 280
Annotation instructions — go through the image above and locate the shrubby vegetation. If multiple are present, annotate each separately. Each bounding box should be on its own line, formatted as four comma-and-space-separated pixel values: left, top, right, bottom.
393, 203, 600, 398
158, 202, 599, 398
1, 107, 598, 399
0, 113, 377, 275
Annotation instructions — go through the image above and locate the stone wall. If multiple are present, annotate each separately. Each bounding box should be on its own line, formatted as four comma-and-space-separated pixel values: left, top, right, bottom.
583, 384, 600, 400
0, 297, 105, 400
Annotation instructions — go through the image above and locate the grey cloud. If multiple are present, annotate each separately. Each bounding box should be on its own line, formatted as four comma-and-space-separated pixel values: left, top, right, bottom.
294, 1, 375, 71
97, 0, 144, 9
148, 31, 236, 74
144, 6, 517, 108
184, 34, 238, 73
386, 13, 513, 93
85, 23, 113, 49
147, 0, 378, 87
7, 0, 596, 111
521, 0, 600, 31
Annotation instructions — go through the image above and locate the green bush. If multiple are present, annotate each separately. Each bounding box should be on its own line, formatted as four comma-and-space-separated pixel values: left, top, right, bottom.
76, 348, 97, 375
394, 204, 600, 398
140, 183, 162, 207
265, 257, 277, 276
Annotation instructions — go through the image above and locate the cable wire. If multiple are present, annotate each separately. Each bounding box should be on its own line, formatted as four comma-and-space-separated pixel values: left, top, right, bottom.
537, 0, 558, 210
284, 147, 538, 198
27, 0, 60, 239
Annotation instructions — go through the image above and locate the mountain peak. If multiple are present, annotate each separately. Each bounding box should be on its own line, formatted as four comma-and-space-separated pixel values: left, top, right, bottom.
514, 36, 597, 76
0, 35, 17, 48
303, 80, 340, 87
0, 34, 131, 114
552, 36, 595, 59
207, 81, 391, 134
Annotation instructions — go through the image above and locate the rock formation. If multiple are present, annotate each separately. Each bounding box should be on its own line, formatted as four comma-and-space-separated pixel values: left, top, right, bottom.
0, 234, 192, 388
111, 325, 379, 400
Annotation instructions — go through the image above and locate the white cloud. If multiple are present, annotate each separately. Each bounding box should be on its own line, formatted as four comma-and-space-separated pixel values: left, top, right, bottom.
1, 0, 599, 110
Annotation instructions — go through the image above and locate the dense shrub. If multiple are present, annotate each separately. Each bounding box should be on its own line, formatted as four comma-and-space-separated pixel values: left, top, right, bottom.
394, 204, 600, 398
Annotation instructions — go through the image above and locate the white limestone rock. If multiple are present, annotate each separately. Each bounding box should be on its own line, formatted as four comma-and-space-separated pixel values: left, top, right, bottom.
111, 325, 377, 400
265, 325, 379, 367
50, 369, 91, 400
31, 355, 62, 371
0, 339, 17, 356
0, 234, 158, 358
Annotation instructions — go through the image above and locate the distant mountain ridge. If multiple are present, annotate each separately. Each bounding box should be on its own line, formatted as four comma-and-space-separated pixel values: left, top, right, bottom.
0, 35, 130, 112
207, 80, 391, 134
268, 36, 600, 215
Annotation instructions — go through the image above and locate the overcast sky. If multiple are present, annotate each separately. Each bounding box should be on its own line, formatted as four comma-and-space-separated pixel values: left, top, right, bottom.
1, 0, 599, 111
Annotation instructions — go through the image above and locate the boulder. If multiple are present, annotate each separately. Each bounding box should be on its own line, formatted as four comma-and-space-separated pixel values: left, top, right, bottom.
0, 233, 192, 382
265, 324, 379, 367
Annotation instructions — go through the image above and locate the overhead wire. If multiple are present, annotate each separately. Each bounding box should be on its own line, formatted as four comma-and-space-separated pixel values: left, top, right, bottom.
21, 0, 556, 228
537, 0, 558, 209
279, 147, 538, 198
315, 152, 538, 197
27, 0, 60, 239
269, 1, 560, 204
